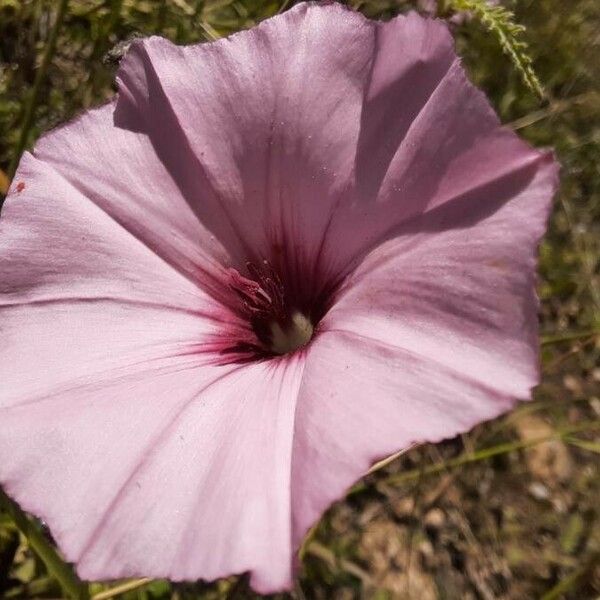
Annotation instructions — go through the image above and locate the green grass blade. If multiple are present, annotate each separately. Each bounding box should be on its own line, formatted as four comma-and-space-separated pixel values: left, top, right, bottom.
0, 488, 89, 600
7, 0, 69, 181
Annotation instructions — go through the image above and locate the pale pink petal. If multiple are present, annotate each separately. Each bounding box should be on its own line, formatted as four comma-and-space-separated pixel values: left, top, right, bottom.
1, 110, 305, 591
324, 153, 558, 393
0, 145, 225, 406
111, 5, 549, 295
326, 26, 547, 271
291, 331, 516, 548
355, 13, 455, 201
29, 102, 234, 290
1, 144, 213, 309
0, 356, 305, 593
291, 153, 558, 547
114, 2, 375, 272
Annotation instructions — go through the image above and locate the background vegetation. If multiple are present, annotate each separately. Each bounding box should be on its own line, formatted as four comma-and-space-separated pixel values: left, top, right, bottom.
0, 0, 599, 598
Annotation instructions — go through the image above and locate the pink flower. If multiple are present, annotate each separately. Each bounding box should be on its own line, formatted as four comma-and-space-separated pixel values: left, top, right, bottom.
0, 2, 557, 594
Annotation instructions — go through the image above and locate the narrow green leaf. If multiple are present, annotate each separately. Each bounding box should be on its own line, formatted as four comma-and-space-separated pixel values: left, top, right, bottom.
0, 488, 89, 600
6, 0, 70, 181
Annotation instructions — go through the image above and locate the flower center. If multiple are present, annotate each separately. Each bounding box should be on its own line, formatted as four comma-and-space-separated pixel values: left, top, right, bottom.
225, 260, 315, 358
269, 311, 314, 355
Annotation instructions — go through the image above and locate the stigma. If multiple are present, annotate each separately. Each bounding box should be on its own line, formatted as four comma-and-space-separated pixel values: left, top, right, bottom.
269, 311, 314, 355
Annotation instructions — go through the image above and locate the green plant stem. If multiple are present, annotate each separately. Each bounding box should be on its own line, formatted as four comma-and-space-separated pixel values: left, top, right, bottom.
199, 20, 221, 40
278, 0, 293, 13
91, 578, 151, 600
0, 488, 89, 600
540, 553, 600, 600
447, 0, 544, 98
349, 421, 600, 495
541, 328, 600, 345
3, 575, 57, 599
565, 436, 600, 454
508, 91, 598, 130
7, 0, 69, 180
306, 541, 373, 585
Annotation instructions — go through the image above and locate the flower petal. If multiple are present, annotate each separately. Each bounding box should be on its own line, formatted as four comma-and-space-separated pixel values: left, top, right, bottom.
289, 154, 557, 547
114, 2, 375, 270
291, 329, 516, 548
355, 13, 455, 201
1, 117, 306, 590
26, 102, 233, 293
327, 24, 549, 272
0, 353, 304, 593
324, 153, 558, 398
1, 143, 228, 406
113, 6, 539, 288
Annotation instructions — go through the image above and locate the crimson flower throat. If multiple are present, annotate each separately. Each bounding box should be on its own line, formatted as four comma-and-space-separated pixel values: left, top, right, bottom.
225, 260, 316, 358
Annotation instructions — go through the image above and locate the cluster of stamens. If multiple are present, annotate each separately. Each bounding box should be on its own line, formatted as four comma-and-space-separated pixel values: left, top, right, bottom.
227, 261, 285, 323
